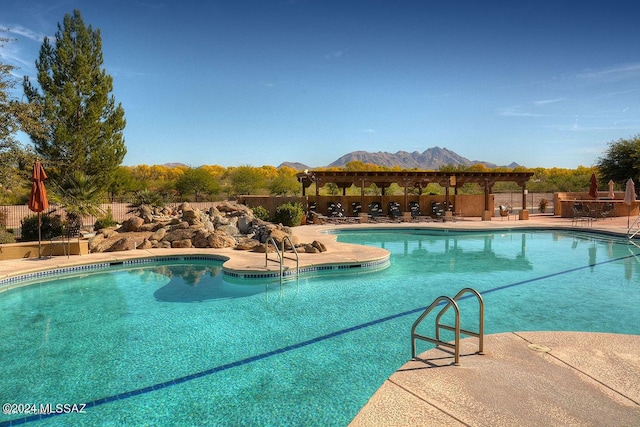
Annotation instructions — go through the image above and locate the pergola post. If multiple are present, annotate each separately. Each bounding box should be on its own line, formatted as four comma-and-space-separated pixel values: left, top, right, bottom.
482, 179, 492, 221
519, 183, 530, 220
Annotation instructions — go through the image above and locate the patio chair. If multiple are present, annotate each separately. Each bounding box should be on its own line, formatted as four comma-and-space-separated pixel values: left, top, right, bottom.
50, 222, 82, 258
499, 205, 513, 220
599, 202, 614, 220
571, 203, 592, 227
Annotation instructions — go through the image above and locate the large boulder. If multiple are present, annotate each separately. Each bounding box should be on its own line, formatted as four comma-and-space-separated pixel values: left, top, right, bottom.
207, 232, 236, 248
120, 216, 144, 232
172, 239, 193, 249
150, 227, 167, 241
192, 229, 211, 248
235, 237, 261, 251
162, 228, 196, 243
217, 224, 239, 237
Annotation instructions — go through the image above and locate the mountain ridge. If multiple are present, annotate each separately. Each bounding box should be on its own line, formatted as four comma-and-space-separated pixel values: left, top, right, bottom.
280, 146, 520, 170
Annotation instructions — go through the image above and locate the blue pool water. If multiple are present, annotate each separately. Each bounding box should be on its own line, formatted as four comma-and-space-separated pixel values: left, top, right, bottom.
1, 229, 639, 426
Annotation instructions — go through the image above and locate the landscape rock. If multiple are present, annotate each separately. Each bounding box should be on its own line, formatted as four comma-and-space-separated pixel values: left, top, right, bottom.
312, 240, 327, 252
172, 239, 193, 249
192, 230, 210, 248
87, 201, 325, 256
207, 232, 236, 248
121, 216, 144, 232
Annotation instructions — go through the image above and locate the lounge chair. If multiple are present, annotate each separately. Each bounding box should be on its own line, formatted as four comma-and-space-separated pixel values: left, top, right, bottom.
409, 201, 421, 218
431, 202, 444, 221
388, 202, 402, 219
327, 202, 345, 218
368, 202, 383, 218
351, 202, 362, 216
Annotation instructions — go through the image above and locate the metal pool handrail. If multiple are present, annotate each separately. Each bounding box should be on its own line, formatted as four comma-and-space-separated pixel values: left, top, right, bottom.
411, 287, 484, 365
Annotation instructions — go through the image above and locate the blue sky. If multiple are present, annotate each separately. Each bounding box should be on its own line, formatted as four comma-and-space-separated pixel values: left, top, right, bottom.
2, 1, 640, 169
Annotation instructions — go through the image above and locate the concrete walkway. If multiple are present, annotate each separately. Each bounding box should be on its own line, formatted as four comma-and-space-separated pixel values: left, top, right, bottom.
2, 213, 640, 426
349, 332, 640, 426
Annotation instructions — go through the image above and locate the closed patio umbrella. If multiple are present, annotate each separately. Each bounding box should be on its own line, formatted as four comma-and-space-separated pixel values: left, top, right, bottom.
28, 160, 50, 257
588, 173, 598, 199
608, 179, 615, 199
624, 178, 636, 228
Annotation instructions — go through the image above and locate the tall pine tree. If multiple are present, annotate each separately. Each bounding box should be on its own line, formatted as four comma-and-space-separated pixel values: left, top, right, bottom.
23, 9, 126, 191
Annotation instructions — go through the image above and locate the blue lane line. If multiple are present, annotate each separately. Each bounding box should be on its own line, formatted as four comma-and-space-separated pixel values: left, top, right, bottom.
2, 252, 637, 426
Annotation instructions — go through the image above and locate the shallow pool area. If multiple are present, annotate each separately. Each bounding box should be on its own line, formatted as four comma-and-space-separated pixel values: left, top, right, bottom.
1, 229, 639, 426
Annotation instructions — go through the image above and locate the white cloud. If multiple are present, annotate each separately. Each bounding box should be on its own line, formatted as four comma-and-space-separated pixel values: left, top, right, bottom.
1, 24, 47, 42
498, 106, 540, 117
578, 63, 640, 82
534, 98, 564, 106
324, 50, 343, 60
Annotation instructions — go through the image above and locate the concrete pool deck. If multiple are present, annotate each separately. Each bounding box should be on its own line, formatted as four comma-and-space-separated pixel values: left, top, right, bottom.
1, 213, 640, 425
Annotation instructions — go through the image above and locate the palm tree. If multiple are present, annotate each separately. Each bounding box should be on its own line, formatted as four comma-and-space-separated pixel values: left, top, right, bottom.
50, 171, 104, 232
127, 189, 166, 216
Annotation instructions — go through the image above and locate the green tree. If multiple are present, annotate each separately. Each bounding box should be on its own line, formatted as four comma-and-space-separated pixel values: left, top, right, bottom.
175, 167, 219, 201
228, 165, 265, 195
50, 170, 104, 230
22, 9, 126, 191
597, 135, 640, 183
268, 173, 300, 196
0, 33, 37, 202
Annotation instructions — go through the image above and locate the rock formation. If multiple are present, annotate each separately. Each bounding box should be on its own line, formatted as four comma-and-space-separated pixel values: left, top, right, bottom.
88, 201, 327, 254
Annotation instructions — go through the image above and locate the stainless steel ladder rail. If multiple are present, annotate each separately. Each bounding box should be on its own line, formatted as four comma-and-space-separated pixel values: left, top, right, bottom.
411, 296, 461, 364
264, 236, 299, 279
411, 287, 484, 365
629, 215, 640, 239
435, 287, 484, 357
281, 236, 299, 277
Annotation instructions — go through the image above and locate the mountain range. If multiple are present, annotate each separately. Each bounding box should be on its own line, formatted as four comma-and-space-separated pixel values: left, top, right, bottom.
280, 147, 520, 170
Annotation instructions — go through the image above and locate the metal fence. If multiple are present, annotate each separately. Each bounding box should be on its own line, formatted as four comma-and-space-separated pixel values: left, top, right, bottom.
494, 192, 554, 214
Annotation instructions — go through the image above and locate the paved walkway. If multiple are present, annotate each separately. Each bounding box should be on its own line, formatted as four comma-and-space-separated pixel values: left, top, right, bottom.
2, 213, 640, 426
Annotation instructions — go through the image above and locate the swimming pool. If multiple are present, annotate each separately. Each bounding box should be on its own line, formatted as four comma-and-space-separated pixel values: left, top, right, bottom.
1, 229, 639, 426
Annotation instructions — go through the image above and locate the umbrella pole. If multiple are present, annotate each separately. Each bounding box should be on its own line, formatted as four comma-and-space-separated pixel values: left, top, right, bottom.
38, 211, 42, 258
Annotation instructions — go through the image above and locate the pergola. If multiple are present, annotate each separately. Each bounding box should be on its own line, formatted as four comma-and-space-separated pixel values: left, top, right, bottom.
297, 170, 535, 217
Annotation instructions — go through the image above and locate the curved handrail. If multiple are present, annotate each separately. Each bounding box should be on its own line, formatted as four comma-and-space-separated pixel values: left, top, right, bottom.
435, 287, 484, 355
411, 296, 460, 365
265, 236, 299, 280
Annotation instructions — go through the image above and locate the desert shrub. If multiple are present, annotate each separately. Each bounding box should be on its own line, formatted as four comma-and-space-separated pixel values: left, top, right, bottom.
273, 202, 304, 227
251, 205, 270, 221
0, 227, 15, 244
94, 207, 118, 230
21, 213, 64, 241
538, 198, 548, 213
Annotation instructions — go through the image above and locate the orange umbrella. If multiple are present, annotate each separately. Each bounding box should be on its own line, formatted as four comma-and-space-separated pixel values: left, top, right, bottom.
28, 160, 50, 257
588, 173, 598, 199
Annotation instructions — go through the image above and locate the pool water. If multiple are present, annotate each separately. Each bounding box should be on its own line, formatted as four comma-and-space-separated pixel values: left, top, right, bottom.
1, 229, 639, 426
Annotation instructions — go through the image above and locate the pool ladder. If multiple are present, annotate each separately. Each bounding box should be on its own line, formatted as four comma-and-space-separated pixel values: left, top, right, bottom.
265, 236, 299, 280
628, 215, 640, 239
411, 287, 484, 365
